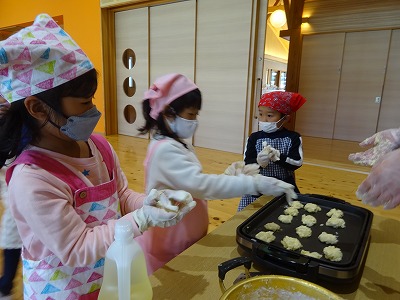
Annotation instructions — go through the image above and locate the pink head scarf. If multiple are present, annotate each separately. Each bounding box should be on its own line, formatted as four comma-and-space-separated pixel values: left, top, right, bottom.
258, 91, 306, 115
0, 13, 94, 103
143, 73, 198, 120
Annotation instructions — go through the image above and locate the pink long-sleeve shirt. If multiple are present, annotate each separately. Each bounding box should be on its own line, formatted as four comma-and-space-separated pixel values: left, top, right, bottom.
7, 138, 146, 267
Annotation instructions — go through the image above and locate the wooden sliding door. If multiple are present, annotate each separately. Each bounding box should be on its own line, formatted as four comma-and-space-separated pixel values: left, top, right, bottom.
296, 33, 345, 138
377, 29, 400, 132
333, 30, 391, 141
115, 8, 149, 138
149, 1, 196, 82
112, 0, 266, 153
297, 30, 395, 142
195, 0, 253, 153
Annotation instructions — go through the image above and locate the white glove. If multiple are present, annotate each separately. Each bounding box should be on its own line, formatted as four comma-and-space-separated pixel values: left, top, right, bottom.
254, 175, 297, 205
132, 189, 197, 232
257, 151, 270, 168
224, 161, 260, 176
348, 128, 400, 166
355, 148, 400, 209
263, 145, 281, 162
257, 144, 280, 167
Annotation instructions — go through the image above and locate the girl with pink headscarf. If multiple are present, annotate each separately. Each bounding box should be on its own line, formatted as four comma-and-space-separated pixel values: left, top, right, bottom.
139, 74, 298, 273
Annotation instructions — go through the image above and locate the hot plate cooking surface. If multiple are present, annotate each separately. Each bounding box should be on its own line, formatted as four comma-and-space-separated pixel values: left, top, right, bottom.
237, 194, 373, 266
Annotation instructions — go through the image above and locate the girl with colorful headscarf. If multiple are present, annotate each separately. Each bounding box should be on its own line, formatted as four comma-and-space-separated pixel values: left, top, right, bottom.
0, 14, 196, 299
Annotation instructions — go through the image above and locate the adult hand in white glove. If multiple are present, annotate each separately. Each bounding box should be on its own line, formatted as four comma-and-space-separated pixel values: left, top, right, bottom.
132, 189, 196, 232
355, 148, 400, 209
254, 175, 297, 205
348, 128, 400, 166
224, 161, 260, 176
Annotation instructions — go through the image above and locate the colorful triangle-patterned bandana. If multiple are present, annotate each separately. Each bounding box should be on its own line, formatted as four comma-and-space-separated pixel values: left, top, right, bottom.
0, 13, 94, 103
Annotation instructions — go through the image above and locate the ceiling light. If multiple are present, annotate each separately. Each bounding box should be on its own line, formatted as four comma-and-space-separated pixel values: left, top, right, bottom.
270, 9, 286, 28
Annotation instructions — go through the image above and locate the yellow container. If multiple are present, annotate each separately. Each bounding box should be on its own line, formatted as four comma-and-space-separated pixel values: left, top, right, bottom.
220, 275, 343, 300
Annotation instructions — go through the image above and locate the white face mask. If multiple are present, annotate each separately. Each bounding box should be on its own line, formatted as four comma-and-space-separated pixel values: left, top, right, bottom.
259, 116, 285, 133
167, 116, 198, 139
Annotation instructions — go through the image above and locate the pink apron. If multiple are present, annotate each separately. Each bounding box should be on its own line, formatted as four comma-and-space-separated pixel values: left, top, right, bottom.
6, 134, 120, 300
140, 140, 209, 274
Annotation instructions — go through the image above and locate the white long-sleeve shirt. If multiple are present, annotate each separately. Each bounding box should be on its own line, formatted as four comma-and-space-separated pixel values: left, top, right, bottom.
140, 137, 261, 273
146, 137, 259, 198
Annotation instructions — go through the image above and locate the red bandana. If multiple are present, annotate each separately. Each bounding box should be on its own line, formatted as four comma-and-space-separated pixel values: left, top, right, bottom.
258, 91, 306, 114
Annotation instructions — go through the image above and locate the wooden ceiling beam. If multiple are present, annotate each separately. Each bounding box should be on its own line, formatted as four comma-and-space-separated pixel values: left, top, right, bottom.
267, 5, 285, 14
283, 0, 291, 28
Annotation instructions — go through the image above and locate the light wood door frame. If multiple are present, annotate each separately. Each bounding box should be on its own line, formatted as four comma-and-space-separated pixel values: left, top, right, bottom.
101, 8, 118, 135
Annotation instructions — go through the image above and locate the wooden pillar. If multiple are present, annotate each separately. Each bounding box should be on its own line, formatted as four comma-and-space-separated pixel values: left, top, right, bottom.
280, 0, 305, 130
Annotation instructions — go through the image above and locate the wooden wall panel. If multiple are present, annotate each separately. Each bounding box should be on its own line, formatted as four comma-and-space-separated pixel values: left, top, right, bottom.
195, 0, 253, 153
334, 30, 391, 141
303, 0, 400, 35
296, 33, 345, 138
115, 8, 149, 138
149, 1, 196, 82
377, 29, 400, 132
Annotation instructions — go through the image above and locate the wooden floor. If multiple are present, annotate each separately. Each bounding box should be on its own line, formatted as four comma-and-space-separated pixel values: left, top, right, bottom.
2, 134, 400, 299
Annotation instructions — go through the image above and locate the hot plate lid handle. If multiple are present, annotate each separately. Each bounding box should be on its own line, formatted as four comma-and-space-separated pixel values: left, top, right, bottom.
218, 257, 252, 292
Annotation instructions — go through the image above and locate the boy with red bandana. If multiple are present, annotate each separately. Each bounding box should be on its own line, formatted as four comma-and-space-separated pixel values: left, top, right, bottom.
238, 91, 306, 211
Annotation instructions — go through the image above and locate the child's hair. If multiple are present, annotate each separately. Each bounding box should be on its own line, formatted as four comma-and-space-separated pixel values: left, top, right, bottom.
0, 69, 98, 168
139, 89, 202, 147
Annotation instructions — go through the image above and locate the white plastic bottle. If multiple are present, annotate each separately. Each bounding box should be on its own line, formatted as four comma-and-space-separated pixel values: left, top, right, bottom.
98, 219, 153, 300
